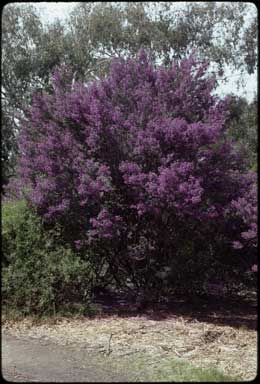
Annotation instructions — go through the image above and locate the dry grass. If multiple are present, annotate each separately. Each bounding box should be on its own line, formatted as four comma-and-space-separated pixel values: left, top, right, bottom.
3, 314, 257, 381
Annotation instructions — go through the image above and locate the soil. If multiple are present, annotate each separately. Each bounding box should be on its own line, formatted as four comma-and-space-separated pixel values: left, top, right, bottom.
2, 293, 257, 382
2, 333, 138, 382
91, 289, 257, 330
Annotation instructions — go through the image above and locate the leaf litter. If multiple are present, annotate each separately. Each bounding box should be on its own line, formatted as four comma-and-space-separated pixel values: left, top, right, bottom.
3, 313, 257, 380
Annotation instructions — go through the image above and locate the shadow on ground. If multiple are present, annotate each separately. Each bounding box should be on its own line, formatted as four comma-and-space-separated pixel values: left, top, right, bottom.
90, 292, 257, 331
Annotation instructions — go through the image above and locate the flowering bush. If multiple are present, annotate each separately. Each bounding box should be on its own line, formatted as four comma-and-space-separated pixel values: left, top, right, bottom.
18, 50, 257, 298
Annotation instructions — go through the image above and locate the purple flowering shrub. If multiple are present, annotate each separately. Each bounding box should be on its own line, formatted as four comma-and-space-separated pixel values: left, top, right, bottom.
18, 50, 257, 298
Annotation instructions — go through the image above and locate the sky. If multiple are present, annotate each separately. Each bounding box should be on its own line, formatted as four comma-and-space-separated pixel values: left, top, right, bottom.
24, 2, 257, 101
31, 2, 77, 23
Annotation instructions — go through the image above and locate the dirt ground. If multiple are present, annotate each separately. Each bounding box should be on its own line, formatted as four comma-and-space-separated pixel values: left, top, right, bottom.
2, 332, 139, 382
2, 295, 257, 381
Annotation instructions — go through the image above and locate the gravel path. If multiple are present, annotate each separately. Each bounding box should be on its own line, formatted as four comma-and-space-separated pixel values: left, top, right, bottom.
2, 332, 138, 382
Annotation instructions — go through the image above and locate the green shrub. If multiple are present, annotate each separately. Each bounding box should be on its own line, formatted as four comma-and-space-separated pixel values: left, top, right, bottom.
2, 200, 96, 316
2, 199, 27, 267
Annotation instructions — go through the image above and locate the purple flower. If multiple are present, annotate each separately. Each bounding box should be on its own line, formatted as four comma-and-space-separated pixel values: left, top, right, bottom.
17, 49, 257, 262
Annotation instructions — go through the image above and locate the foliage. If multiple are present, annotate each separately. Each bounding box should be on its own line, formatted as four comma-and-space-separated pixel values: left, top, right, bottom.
69, 2, 257, 75
17, 51, 257, 300
226, 95, 257, 170
1, 4, 89, 190
2, 200, 96, 315
2, 2, 257, 189
2, 4, 41, 188
2, 199, 26, 267
1, 109, 18, 186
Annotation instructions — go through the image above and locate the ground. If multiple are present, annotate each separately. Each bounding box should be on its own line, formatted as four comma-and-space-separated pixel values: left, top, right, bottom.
2, 332, 135, 382
2, 294, 257, 382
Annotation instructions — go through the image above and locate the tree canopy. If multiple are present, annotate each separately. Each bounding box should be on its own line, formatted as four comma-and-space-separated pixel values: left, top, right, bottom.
2, 2, 257, 190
